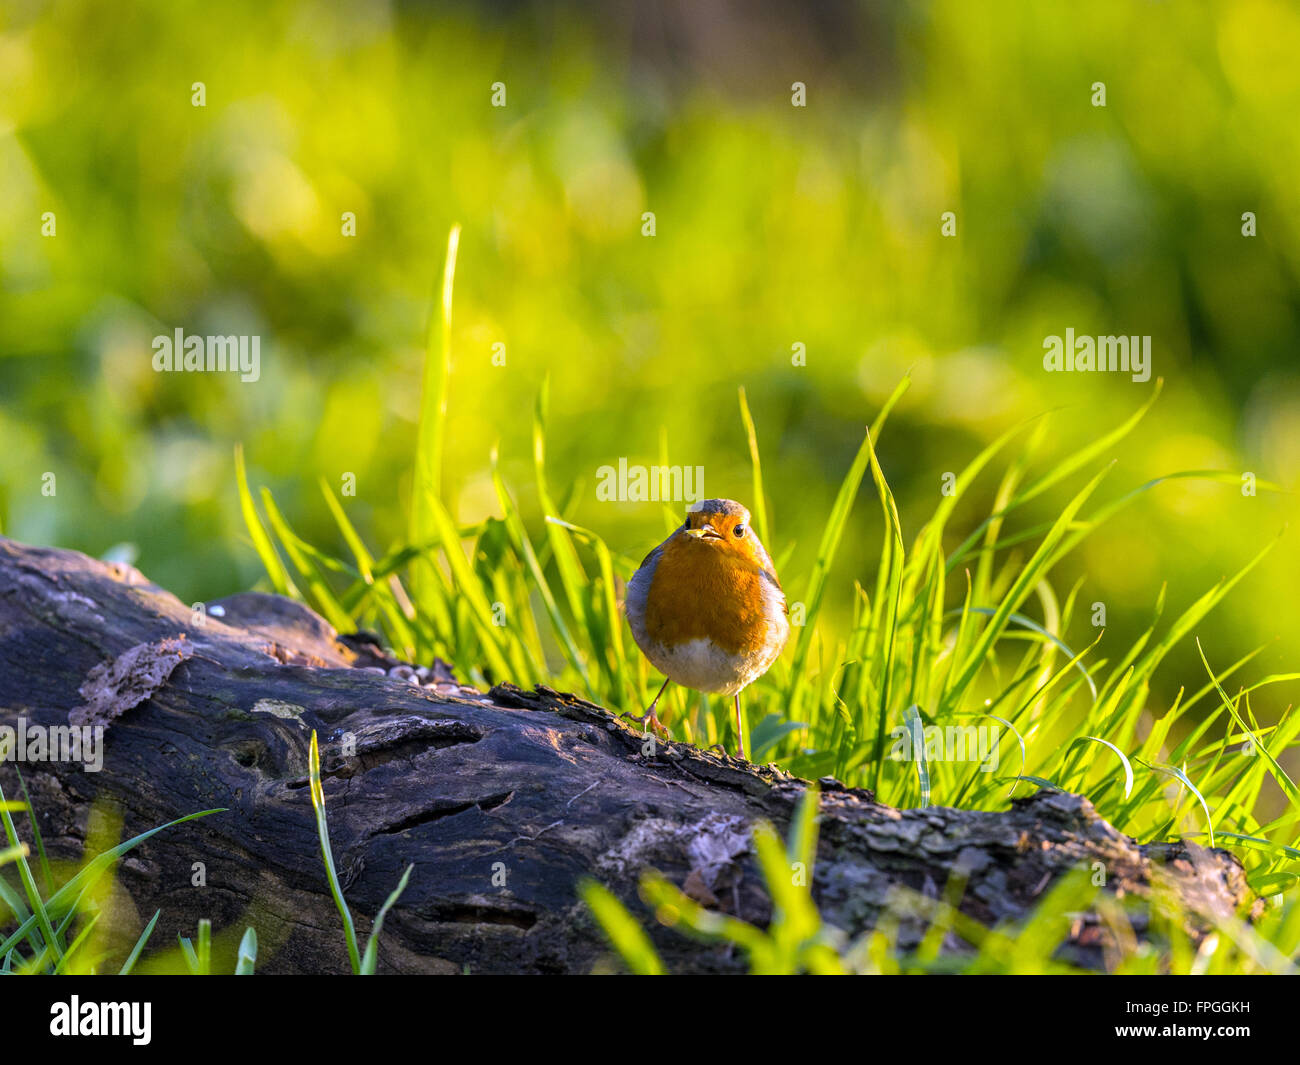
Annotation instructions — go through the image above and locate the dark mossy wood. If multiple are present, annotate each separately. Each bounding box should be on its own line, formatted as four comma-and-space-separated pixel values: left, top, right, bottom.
0, 538, 1258, 973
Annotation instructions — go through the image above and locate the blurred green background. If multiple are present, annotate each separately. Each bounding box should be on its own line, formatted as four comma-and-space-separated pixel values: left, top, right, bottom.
2, 0, 1297, 715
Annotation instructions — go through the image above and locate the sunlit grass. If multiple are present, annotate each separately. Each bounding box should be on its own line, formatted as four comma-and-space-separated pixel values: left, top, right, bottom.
0, 773, 227, 975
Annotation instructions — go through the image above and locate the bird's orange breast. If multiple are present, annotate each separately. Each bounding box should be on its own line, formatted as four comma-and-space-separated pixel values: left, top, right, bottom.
643, 537, 778, 657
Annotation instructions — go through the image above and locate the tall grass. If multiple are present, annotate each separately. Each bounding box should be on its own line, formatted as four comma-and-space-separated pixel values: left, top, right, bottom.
235, 227, 1300, 972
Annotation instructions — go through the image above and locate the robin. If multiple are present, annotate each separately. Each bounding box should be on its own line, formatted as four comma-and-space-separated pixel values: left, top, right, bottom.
624, 499, 789, 760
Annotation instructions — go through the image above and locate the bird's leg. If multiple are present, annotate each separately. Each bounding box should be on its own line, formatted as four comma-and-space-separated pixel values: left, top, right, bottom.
734, 693, 748, 762
623, 677, 672, 737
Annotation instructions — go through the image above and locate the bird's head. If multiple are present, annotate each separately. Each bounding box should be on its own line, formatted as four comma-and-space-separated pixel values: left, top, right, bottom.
677, 498, 768, 568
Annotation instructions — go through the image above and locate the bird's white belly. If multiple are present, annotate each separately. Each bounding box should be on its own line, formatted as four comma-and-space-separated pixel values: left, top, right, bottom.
641, 633, 783, 697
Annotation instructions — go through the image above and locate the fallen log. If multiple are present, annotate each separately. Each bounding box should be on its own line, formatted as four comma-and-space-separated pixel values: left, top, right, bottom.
0, 538, 1259, 973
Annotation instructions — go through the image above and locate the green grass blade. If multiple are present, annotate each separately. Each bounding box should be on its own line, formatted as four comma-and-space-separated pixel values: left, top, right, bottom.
410, 223, 461, 602
52, 911, 102, 975
902, 704, 930, 807
196, 918, 211, 975
580, 879, 666, 975
534, 379, 594, 640
786, 425, 876, 712
424, 488, 513, 681
13, 767, 52, 895
1068, 736, 1134, 799
234, 444, 293, 595
259, 487, 353, 631
119, 910, 161, 975
360, 864, 414, 975
1196, 639, 1300, 809
1139, 759, 1215, 848
309, 730, 361, 974
738, 386, 771, 548
177, 934, 199, 974
0, 783, 62, 963
235, 926, 258, 974
866, 431, 906, 792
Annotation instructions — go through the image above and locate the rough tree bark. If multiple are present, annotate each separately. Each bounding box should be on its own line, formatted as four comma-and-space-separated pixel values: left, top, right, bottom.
0, 538, 1258, 973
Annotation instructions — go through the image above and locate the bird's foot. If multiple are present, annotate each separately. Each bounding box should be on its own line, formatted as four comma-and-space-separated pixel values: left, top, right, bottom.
621, 707, 671, 739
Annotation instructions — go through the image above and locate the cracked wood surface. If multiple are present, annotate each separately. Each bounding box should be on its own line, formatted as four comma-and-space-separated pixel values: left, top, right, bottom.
0, 537, 1259, 973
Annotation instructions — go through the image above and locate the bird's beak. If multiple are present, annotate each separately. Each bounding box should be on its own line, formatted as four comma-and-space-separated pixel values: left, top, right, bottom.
687, 523, 725, 541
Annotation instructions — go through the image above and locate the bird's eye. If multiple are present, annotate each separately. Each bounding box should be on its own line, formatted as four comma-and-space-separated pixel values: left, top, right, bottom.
733, 524, 746, 538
